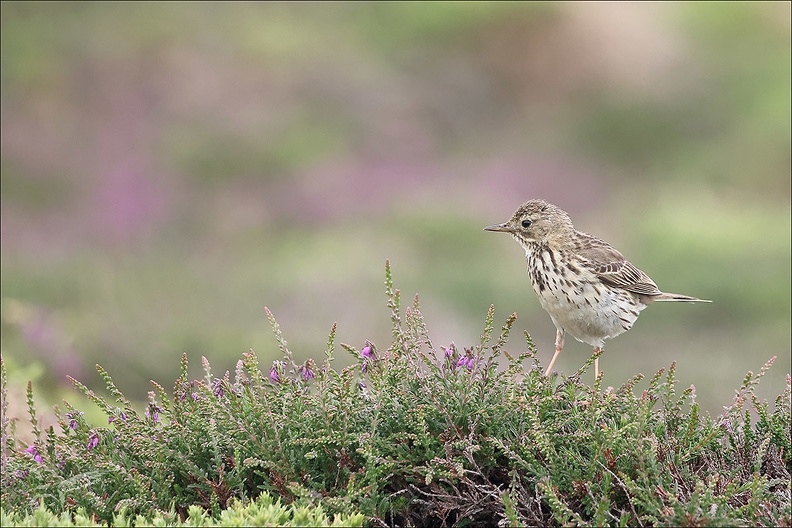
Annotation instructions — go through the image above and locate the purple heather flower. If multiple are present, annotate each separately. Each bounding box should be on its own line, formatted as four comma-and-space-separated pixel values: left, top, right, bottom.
87, 431, 100, 450
720, 417, 733, 434
269, 362, 281, 383
191, 392, 199, 401
107, 412, 127, 424
25, 445, 43, 464
442, 342, 456, 358
361, 343, 378, 374
14, 469, 29, 479
212, 378, 225, 398
298, 365, 315, 381
456, 355, 476, 370
145, 403, 161, 424
66, 410, 83, 430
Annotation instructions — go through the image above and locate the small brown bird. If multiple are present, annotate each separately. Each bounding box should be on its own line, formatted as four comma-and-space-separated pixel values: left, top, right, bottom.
485, 199, 710, 378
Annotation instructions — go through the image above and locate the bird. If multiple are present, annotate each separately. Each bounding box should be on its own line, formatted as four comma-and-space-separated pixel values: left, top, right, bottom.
484, 199, 710, 378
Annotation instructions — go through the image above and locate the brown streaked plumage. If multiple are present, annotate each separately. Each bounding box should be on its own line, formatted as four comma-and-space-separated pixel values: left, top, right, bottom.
485, 199, 710, 377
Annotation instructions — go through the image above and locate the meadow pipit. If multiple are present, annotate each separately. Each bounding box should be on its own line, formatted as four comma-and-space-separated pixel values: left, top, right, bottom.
485, 199, 710, 378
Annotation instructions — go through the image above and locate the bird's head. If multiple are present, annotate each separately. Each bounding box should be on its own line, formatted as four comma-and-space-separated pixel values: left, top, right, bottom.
484, 199, 574, 248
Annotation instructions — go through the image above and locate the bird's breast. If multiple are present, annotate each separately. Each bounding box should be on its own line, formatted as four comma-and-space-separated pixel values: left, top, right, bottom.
524, 246, 646, 345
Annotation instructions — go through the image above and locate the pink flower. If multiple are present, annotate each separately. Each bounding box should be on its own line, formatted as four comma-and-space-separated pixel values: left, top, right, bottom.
108, 412, 127, 424
298, 363, 315, 380
87, 431, 100, 450
269, 361, 281, 382
24, 445, 43, 464
456, 354, 476, 370
145, 403, 161, 424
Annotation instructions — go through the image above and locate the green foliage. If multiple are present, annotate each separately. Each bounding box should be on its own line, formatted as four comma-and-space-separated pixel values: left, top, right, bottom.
1, 262, 790, 526
0, 492, 363, 527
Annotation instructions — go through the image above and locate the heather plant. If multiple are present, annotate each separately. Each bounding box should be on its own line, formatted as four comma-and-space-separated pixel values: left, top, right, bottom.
1, 261, 790, 527
0, 491, 361, 527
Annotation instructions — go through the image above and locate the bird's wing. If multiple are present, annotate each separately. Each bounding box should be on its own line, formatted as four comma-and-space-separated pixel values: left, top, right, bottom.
573, 233, 663, 296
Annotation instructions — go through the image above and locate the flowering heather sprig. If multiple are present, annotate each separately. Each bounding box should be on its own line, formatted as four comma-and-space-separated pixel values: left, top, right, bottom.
179, 379, 200, 401
234, 359, 246, 385
361, 343, 376, 359
108, 411, 127, 424
145, 394, 162, 424
361, 341, 378, 373
270, 360, 289, 383
177, 380, 191, 402
212, 377, 225, 398
442, 342, 458, 372
456, 354, 477, 370
445, 344, 477, 371
298, 359, 316, 381
87, 431, 100, 450
24, 445, 43, 464
66, 410, 84, 430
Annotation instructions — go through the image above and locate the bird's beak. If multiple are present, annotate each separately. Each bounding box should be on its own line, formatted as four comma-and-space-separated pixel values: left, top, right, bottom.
483, 222, 512, 233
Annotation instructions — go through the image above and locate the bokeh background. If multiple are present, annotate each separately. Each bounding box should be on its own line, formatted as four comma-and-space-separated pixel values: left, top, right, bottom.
2, 2, 790, 426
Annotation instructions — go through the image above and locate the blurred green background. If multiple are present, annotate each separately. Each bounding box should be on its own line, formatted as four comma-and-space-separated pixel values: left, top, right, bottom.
1, 2, 789, 425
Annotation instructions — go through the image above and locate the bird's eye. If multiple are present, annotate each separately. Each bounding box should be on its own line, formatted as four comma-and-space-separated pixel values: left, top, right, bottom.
521, 219, 532, 228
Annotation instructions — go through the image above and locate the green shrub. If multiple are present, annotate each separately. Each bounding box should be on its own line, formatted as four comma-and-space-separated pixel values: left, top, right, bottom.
0, 491, 363, 527
2, 262, 790, 526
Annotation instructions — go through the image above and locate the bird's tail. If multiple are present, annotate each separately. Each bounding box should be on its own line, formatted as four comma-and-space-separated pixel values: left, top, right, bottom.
654, 292, 711, 302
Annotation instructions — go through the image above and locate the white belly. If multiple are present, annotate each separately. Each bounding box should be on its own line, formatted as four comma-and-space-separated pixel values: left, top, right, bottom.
526, 248, 646, 347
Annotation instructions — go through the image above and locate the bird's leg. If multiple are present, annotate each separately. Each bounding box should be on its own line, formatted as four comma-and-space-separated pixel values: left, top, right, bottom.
545, 328, 564, 375
593, 347, 601, 379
